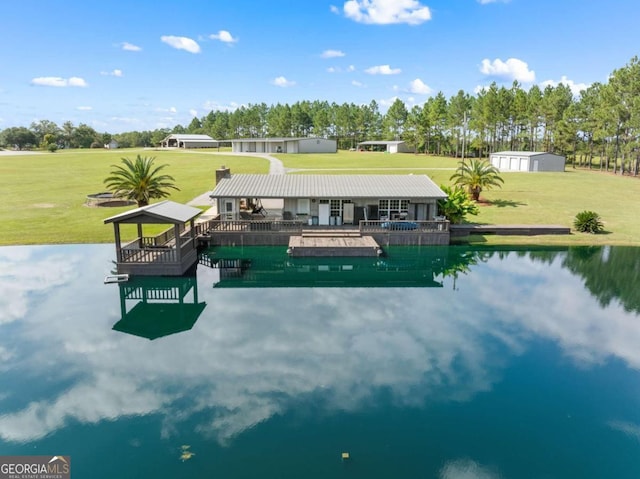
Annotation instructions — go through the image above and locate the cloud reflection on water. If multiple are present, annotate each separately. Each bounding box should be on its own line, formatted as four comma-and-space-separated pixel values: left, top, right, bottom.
0, 245, 639, 450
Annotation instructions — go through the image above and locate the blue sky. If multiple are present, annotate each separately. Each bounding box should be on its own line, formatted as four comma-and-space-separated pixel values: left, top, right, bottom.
1, 0, 639, 133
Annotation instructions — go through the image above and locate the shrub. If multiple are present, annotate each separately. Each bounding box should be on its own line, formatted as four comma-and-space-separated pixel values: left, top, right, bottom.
438, 185, 479, 224
574, 211, 604, 234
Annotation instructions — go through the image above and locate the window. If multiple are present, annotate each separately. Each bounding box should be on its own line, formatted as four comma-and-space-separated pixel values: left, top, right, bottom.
297, 198, 310, 215
379, 198, 409, 219
327, 199, 352, 217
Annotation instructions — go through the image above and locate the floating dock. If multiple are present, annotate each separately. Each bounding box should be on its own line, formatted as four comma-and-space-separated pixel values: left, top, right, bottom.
288, 229, 382, 257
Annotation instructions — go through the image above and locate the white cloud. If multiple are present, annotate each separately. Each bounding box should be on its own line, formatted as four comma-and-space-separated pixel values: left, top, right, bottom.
608, 420, 640, 443
189, 109, 199, 117
0, 249, 76, 325
155, 106, 177, 114
203, 100, 239, 112
352, 80, 365, 87
272, 76, 296, 87
365, 64, 401, 75
327, 64, 355, 74
209, 30, 238, 44
100, 69, 123, 77
478, 0, 510, 4
541, 76, 590, 96
109, 117, 143, 125
340, 0, 432, 25
76, 106, 92, 111
409, 78, 432, 94
378, 96, 399, 107
480, 57, 535, 82
160, 35, 201, 54
121, 42, 141, 52
440, 459, 501, 479
321, 49, 345, 58
31, 77, 88, 88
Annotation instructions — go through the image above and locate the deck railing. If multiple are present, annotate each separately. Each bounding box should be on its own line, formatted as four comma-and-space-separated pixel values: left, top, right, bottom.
359, 220, 449, 232
197, 218, 449, 235
120, 245, 177, 264
119, 227, 197, 264
203, 219, 306, 233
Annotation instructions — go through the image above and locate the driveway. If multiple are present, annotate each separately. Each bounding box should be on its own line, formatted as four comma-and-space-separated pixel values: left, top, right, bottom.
186, 151, 286, 210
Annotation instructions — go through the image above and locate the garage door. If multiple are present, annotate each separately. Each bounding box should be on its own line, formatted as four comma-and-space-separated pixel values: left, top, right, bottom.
519, 158, 528, 171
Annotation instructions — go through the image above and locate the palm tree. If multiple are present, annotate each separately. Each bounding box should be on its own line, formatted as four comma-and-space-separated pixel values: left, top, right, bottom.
450, 159, 504, 201
104, 155, 179, 207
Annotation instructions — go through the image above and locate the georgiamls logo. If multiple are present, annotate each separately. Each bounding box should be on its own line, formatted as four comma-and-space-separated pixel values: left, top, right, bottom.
0, 455, 71, 478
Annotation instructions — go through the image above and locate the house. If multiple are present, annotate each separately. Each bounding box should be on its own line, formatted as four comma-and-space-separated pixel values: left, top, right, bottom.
160, 134, 219, 149
357, 140, 414, 154
490, 151, 566, 172
209, 172, 446, 225
104, 139, 119, 149
231, 137, 336, 154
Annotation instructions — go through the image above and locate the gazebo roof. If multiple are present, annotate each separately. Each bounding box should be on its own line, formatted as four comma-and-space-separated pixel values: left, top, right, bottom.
104, 200, 202, 225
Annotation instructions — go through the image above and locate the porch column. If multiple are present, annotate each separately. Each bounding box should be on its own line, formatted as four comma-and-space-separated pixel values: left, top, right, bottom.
113, 223, 122, 262
174, 224, 182, 262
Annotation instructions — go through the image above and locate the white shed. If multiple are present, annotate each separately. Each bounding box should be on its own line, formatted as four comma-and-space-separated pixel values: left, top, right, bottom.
231, 137, 336, 154
490, 151, 566, 172
357, 140, 414, 154
160, 134, 219, 149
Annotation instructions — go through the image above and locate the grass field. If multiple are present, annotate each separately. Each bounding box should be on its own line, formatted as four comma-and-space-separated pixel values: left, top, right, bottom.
1, 148, 638, 246
0, 148, 267, 245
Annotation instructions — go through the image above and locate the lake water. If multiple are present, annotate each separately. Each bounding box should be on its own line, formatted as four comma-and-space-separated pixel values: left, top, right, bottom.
1, 244, 639, 478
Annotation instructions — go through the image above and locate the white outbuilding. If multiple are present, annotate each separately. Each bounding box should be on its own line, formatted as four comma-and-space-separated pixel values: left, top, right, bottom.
357, 140, 414, 154
231, 137, 337, 154
490, 151, 566, 172
160, 134, 219, 149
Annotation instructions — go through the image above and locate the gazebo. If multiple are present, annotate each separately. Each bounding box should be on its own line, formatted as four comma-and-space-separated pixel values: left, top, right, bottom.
104, 201, 202, 276
112, 275, 206, 340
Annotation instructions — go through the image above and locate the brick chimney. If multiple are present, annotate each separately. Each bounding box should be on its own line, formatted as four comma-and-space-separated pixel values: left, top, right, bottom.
215, 165, 231, 184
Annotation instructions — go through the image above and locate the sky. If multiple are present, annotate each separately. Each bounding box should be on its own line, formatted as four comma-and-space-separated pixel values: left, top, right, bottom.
1, 0, 639, 133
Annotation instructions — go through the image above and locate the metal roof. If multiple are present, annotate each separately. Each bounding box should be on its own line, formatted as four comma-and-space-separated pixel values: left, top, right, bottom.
210, 174, 447, 199
491, 151, 564, 157
104, 200, 202, 224
357, 140, 407, 145
162, 134, 216, 141
230, 137, 329, 143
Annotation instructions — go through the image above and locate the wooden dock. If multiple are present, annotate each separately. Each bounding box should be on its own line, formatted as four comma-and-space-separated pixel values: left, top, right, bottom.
288, 229, 382, 257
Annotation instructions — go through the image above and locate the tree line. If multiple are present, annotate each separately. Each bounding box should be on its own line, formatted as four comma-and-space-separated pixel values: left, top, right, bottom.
2, 56, 639, 175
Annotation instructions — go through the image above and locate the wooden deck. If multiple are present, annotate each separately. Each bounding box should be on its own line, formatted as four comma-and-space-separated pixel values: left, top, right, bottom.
288, 229, 381, 257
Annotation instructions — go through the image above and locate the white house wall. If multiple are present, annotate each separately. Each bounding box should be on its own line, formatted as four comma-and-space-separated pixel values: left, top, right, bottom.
298, 139, 337, 153
281, 197, 436, 221
491, 153, 565, 172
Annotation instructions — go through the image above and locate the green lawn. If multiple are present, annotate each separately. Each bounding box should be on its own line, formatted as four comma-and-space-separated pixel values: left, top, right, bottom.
280, 150, 458, 170
0, 148, 268, 245
1, 148, 638, 246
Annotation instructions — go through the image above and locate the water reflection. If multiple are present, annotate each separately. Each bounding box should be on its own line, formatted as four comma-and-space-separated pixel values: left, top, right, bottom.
199, 245, 485, 288
112, 275, 205, 340
0, 244, 639, 477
